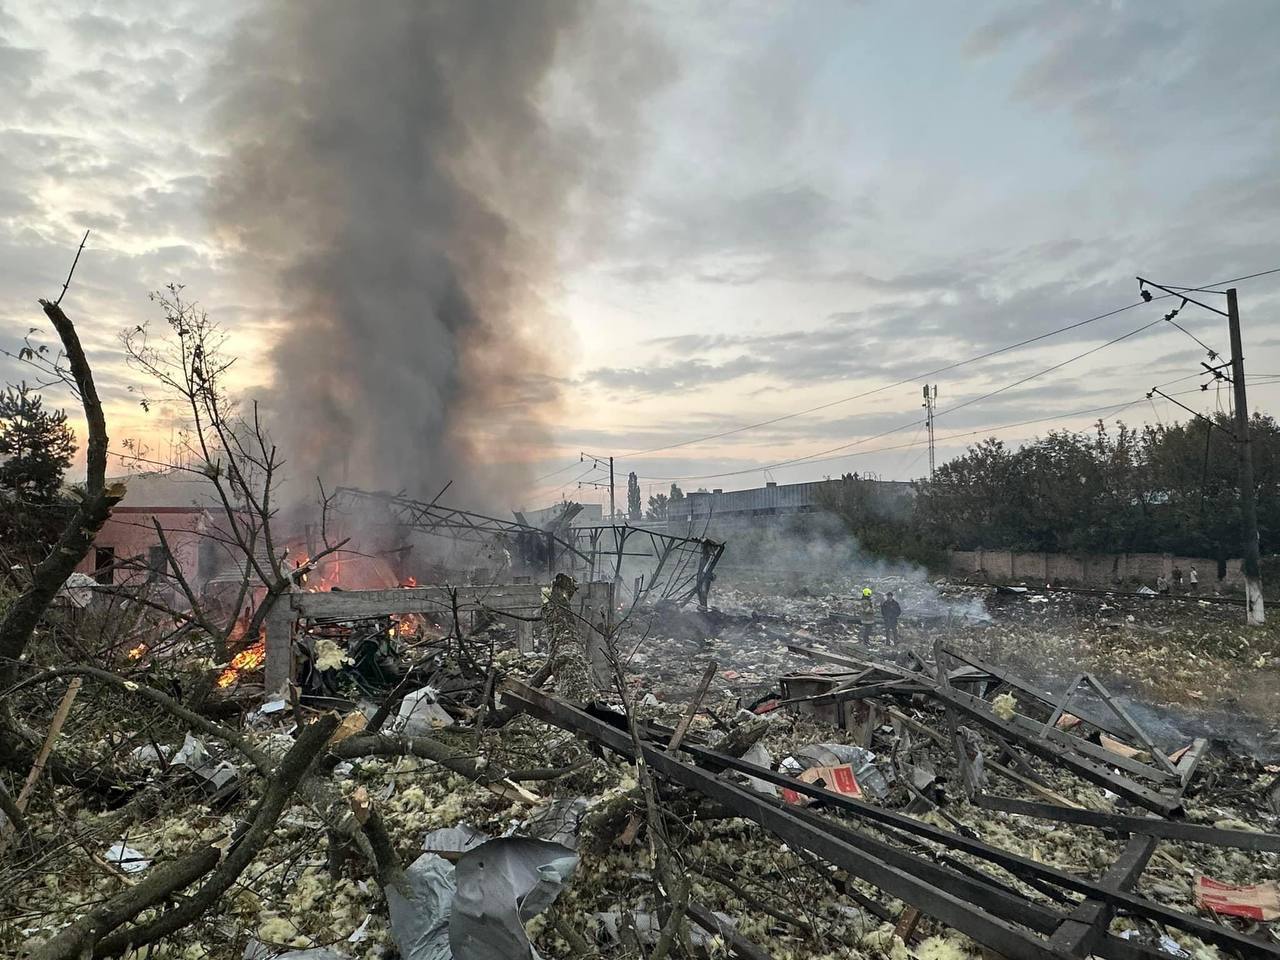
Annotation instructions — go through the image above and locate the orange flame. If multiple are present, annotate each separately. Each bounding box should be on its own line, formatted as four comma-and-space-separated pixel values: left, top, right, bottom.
126, 643, 148, 660
216, 633, 266, 688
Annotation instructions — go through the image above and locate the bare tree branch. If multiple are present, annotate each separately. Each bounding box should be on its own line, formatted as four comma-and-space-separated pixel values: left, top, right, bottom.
31, 845, 220, 960
5, 665, 272, 776
55, 230, 90, 306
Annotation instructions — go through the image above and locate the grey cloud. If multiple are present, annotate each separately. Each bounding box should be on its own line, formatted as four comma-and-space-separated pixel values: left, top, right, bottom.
582, 355, 765, 394
642, 332, 755, 351
67, 12, 133, 43
966, 1, 1280, 151
0, 41, 43, 96
621, 182, 863, 273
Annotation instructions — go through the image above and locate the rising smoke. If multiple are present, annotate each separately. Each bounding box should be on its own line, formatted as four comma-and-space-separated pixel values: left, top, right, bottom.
209, 1, 659, 507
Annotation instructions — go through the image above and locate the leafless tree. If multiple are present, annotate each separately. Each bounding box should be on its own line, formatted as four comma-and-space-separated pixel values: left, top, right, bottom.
114, 284, 347, 664
0, 238, 126, 787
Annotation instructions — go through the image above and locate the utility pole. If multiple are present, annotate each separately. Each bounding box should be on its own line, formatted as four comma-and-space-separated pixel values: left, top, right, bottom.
609, 456, 615, 522
1140, 274, 1266, 624
1227, 288, 1265, 624
922, 384, 938, 479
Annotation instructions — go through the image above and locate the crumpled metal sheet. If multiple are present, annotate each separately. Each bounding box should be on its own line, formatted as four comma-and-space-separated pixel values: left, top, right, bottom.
449, 837, 578, 960
520, 797, 589, 850
386, 853, 456, 960
422, 823, 490, 858
387, 837, 578, 960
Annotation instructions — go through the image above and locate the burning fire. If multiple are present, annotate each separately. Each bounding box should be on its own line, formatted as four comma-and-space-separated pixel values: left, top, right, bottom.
216, 633, 266, 689
389, 614, 420, 637
126, 643, 148, 660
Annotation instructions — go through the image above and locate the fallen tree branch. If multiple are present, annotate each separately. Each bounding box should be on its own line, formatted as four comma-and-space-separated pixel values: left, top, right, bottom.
93, 712, 340, 957
329, 732, 539, 803
0, 297, 124, 692
5, 665, 272, 776
0, 778, 29, 839
695, 863, 815, 936
686, 901, 776, 960
0, 678, 82, 856
14, 678, 82, 811
31, 845, 220, 960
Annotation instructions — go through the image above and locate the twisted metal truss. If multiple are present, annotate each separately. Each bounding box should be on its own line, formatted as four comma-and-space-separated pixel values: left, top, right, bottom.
333, 488, 724, 608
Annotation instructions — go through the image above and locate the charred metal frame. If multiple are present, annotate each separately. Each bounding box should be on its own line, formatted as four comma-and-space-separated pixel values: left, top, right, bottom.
262, 581, 615, 693
787, 644, 1190, 816
334, 487, 724, 608
772, 645, 1275, 959
502, 681, 1280, 960
972, 793, 1280, 852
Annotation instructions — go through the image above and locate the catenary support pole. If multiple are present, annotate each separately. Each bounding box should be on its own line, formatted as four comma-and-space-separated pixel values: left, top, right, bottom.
1227, 288, 1265, 624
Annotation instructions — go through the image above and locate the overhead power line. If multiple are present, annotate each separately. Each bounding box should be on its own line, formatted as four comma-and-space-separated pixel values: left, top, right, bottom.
635, 384, 1214, 482
637, 311, 1170, 482
614, 265, 1280, 460
529, 460, 582, 484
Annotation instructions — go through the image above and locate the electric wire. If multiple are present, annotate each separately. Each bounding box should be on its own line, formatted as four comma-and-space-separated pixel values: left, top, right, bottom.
611, 265, 1280, 460
636, 312, 1170, 481
634, 383, 1213, 482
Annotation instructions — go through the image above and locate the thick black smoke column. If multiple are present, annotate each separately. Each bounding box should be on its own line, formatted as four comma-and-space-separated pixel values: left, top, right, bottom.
211, 1, 595, 505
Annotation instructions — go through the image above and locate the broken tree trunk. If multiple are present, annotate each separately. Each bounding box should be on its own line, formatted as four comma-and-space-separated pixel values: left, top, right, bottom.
0, 300, 124, 694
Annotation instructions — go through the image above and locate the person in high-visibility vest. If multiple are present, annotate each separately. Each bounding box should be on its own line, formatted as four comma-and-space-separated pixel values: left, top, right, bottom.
859, 587, 875, 642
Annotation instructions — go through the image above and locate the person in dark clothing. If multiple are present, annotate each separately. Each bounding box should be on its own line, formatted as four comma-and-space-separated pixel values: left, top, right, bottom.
881, 591, 902, 644
1172, 566, 1183, 594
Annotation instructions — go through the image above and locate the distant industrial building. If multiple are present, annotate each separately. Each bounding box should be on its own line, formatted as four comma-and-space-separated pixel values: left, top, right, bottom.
671, 476, 912, 525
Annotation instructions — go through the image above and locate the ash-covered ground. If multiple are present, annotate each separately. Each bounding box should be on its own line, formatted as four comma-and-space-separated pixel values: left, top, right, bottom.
7, 574, 1280, 960
624, 573, 1280, 762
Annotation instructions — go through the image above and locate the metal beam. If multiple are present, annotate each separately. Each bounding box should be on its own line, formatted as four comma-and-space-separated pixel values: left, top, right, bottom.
502, 681, 1074, 960
291, 584, 546, 619
502, 682, 1280, 960
1048, 734, 1205, 957
929, 685, 1182, 815
940, 647, 1135, 742
974, 793, 1280, 852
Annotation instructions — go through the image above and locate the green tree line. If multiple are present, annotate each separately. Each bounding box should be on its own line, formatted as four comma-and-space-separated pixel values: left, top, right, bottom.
822, 414, 1280, 566
918, 415, 1280, 558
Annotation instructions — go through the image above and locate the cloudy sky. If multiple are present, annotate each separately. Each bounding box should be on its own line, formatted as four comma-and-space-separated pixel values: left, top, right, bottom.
2, 0, 1279, 511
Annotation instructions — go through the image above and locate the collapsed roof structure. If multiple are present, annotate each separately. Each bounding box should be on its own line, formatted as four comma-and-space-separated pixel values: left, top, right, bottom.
333, 487, 724, 609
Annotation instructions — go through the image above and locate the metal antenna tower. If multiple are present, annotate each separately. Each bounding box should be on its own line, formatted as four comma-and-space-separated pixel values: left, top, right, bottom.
922, 384, 938, 479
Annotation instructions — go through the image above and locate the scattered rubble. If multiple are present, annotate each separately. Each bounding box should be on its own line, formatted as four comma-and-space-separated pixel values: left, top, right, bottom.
5, 572, 1280, 959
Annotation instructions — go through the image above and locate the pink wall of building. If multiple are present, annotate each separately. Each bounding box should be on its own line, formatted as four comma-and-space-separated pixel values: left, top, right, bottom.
75, 507, 208, 590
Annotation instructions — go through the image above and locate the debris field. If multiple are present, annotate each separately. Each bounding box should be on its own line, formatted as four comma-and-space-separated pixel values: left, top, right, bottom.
4, 573, 1280, 960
